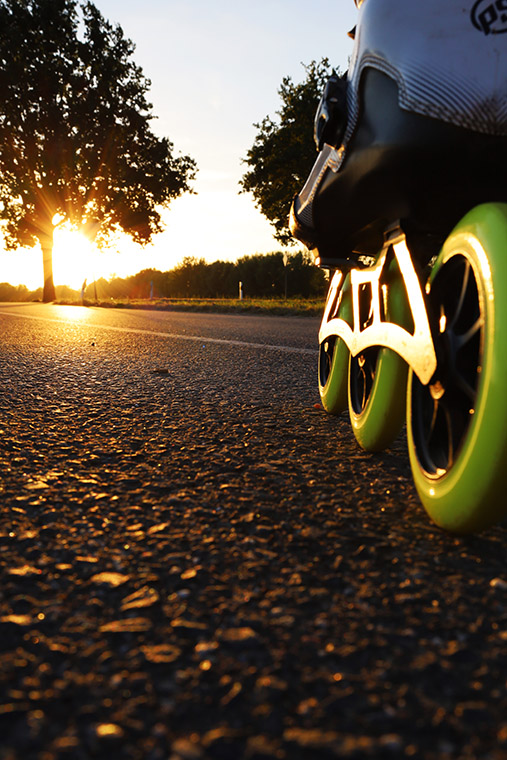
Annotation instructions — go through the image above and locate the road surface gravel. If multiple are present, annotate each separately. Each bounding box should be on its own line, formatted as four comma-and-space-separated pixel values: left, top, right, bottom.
0, 304, 505, 760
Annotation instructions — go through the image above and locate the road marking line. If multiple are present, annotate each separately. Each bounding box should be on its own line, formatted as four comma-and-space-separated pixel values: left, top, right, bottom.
0, 310, 317, 355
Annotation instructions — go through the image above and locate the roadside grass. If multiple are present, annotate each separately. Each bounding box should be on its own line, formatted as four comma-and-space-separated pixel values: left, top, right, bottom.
56, 296, 326, 317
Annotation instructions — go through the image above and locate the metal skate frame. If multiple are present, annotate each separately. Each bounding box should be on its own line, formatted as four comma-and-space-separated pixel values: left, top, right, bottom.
319, 229, 437, 385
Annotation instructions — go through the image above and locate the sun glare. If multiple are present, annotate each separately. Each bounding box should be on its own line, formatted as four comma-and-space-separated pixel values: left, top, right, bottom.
1, 188, 282, 291
52, 226, 96, 290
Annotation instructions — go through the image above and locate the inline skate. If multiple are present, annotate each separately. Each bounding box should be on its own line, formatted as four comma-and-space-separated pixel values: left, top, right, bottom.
290, 0, 507, 533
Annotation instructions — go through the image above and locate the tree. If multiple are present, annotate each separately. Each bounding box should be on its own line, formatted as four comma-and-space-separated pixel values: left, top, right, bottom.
240, 59, 339, 246
235, 250, 327, 298
0, 0, 196, 301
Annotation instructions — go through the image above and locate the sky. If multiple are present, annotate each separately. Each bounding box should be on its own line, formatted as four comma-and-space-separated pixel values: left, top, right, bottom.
1, 0, 358, 290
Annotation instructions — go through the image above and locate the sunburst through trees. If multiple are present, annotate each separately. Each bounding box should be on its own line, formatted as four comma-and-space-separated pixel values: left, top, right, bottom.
0, 0, 196, 301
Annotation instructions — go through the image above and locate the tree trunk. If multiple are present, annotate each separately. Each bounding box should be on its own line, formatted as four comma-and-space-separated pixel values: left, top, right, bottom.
40, 229, 56, 302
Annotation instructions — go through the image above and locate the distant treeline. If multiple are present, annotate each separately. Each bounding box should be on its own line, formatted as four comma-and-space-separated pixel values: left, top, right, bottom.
1, 252, 328, 302
0, 283, 69, 302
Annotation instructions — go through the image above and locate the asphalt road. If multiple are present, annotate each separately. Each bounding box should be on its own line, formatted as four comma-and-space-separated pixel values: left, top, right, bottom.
0, 302, 505, 760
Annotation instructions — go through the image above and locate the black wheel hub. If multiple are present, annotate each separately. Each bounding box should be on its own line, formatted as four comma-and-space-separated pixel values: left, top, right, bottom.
410, 254, 484, 477
349, 347, 379, 415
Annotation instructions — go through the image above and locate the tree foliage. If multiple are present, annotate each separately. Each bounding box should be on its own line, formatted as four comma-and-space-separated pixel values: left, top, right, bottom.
240, 59, 338, 245
0, 252, 325, 301
0, 0, 196, 300
119, 252, 327, 300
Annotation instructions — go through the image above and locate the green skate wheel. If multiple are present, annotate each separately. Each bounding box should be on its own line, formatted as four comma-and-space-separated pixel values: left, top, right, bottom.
319, 274, 352, 415
407, 203, 507, 533
348, 347, 408, 451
